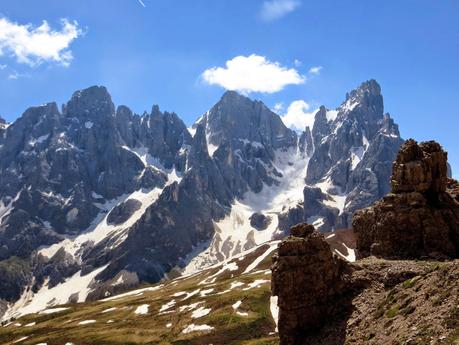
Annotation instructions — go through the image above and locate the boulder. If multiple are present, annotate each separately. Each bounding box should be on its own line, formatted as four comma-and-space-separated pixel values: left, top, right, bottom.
249, 212, 272, 231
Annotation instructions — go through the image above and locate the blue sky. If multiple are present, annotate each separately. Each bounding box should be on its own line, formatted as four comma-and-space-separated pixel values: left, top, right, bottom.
0, 0, 458, 176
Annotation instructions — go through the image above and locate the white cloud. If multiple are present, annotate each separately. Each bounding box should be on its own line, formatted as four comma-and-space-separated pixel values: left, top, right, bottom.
273, 102, 284, 113
280, 100, 318, 131
0, 17, 81, 66
294, 59, 302, 67
260, 0, 301, 21
202, 54, 305, 94
308, 66, 323, 75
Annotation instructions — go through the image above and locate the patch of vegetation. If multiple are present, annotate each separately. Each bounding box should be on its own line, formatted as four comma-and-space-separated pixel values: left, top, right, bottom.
432, 289, 451, 306
402, 277, 417, 289
386, 304, 400, 318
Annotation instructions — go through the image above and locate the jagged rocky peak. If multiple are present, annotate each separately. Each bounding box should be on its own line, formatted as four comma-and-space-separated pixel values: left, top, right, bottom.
301, 79, 404, 231
64, 85, 115, 120
344, 79, 382, 107
353, 139, 459, 259
204, 90, 296, 152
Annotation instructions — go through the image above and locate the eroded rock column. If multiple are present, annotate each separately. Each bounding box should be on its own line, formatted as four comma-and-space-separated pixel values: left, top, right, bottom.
271, 224, 348, 345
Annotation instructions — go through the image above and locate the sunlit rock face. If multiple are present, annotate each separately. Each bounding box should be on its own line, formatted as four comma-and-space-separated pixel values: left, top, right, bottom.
354, 139, 459, 259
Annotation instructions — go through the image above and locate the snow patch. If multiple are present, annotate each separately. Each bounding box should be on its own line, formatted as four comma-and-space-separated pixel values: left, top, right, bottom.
4, 265, 107, 320
159, 300, 176, 313
326, 110, 338, 122
134, 304, 149, 315
242, 279, 269, 290
78, 320, 96, 325
270, 296, 279, 332
101, 285, 162, 302
243, 242, 277, 274
335, 243, 356, 262
12, 336, 28, 343
191, 306, 211, 319
179, 302, 203, 312
101, 307, 117, 313
182, 324, 214, 334
39, 307, 70, 315
350, 146, 365, 170
39, 185, 167, 259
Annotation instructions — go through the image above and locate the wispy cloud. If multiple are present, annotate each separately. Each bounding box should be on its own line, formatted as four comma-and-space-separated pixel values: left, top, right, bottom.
0, 17, 81, 67
260, 0, 301, 21
308, 65, 323, 75
0, 64, 6, 70
279, 100, 317, 131
7, 71, 29, 80
202, 54, 305, 94
137, 0, 146, 7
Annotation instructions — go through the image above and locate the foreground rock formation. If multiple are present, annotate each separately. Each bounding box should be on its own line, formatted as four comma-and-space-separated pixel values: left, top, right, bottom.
272, 228, 459, 345
271, 224, 349, 344
353, 139, 459, 259
272, 140, 459, 344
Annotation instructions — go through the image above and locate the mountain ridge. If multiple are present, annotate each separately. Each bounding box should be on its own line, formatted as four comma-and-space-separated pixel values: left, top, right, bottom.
0, 79, 404, 319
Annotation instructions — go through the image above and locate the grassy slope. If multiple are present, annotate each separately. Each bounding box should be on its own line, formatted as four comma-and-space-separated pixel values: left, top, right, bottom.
0, 245, 279, 345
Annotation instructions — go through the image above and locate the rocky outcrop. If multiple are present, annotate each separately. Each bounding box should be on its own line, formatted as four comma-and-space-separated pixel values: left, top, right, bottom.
249, 212, 271, 230
107, 199, 142, 226
272, 222, 459, 345
353, 139, 459, 259
271, 224, 349, 345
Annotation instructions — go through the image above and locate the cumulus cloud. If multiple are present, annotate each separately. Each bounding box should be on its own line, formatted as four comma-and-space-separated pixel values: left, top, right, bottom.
260, 0, 301, 21
202, 54, 305, 94
0, 17, 81, 66
279, 100, 318, 131
308, 65, 323, 75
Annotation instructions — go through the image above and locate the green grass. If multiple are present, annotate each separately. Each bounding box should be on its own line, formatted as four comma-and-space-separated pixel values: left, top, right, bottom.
0, 252, 279, 345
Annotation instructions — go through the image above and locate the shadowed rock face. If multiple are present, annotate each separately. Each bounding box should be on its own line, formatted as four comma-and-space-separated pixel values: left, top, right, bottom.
107, 199, 142, 226
353, 139, 459, 259
249, 212, 272, 230
271, 224, 349, 345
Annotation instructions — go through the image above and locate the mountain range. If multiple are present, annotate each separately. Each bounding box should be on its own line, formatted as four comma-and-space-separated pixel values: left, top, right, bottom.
0, 80, 404, 319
